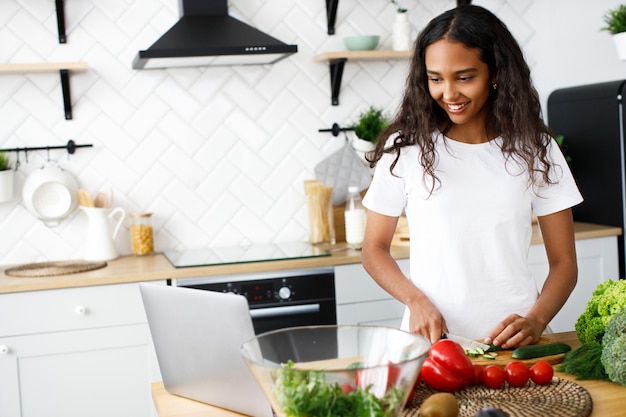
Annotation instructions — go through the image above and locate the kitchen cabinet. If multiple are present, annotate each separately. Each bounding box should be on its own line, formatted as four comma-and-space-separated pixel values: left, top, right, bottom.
335, 259, 408, 327
335, 233, 620, 333
529, 234, 620, 333
0, 281, 164, 417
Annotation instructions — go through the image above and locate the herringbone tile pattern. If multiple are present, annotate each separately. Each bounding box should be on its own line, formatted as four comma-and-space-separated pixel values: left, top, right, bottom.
0, 0, 532, 264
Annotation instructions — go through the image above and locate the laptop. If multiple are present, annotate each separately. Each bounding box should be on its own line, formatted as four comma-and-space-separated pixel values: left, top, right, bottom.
139, 283, 273, 417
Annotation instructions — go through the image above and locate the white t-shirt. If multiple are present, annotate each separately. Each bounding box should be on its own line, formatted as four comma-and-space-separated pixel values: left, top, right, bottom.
363, 132, 583, 340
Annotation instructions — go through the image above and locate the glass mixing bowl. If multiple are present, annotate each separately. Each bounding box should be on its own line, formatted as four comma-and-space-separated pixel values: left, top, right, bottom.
240, 325, 430, 417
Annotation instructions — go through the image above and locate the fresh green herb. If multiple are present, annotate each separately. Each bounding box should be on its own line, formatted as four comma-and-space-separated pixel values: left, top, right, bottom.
390, 0, 407, 13
0, 151, 12, 172
601, 5, 626, 34
557, 341, 609, 381
275, 360, 405, 417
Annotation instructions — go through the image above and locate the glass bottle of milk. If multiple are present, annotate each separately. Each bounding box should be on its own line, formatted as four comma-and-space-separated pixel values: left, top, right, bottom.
344, 186, 366, 248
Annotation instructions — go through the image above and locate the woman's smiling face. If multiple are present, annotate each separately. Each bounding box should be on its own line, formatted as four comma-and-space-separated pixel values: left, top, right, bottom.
425, 38, 494, 143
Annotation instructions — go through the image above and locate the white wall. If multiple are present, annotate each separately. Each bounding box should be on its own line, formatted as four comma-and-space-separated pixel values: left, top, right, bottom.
0, 0, 624, 264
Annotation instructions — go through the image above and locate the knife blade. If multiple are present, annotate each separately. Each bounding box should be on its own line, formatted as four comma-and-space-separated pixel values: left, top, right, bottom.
442, 333, 491, 351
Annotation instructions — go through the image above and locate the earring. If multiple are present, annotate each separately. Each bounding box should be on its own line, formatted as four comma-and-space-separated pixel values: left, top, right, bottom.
492, 83, 498, 90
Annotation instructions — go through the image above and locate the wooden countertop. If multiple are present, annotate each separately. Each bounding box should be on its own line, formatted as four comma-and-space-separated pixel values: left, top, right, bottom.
0, 245, 406, 294
150, 331, 626, 417
0, 222, 620, 295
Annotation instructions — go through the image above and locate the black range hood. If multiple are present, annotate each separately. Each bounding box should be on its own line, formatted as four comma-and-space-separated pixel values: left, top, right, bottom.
133, 0, 298, 70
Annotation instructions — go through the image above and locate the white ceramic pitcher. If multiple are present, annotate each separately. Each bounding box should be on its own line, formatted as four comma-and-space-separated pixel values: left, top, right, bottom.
80, 206, 126, 261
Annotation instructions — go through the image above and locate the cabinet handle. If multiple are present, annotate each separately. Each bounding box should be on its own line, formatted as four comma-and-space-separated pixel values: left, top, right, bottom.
0, 345, 8, 354
75, 305, 86, 315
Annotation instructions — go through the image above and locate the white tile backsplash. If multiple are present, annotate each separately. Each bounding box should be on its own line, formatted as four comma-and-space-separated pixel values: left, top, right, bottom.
0, 0, 624, 264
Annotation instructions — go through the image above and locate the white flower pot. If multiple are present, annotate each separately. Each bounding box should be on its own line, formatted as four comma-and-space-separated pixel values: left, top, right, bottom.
612, 32, 626, 61
0, 169, 14, 203
351, 136, 376, 165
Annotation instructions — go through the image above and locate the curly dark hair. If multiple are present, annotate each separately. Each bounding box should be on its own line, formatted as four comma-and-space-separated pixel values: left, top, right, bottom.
367, 5, 554, 195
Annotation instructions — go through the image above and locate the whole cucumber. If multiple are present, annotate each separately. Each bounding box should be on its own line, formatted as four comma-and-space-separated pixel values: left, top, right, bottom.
511, 342, 571, 359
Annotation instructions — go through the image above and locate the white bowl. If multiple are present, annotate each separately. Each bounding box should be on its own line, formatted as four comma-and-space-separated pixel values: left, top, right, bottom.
22, 162, 79, 224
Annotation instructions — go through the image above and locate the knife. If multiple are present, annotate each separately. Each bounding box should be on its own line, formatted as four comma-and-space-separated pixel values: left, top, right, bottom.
442, 333, 491, 352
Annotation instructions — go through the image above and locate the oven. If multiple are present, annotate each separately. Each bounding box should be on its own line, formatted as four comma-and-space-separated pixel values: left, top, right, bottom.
173, 267, 336, 334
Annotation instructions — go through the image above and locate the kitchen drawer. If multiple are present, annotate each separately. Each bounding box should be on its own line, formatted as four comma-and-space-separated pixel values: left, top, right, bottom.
336, 299, 405, 327
334, 259, 409, 304
0, 283, 150, 337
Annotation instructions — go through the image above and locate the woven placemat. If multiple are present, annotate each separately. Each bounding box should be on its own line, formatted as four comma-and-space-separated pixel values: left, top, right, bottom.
404, 378, 592, 417
4, 260, 107, 277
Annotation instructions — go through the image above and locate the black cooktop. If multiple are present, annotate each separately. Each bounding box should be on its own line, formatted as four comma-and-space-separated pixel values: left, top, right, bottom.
164, 242, 330, 268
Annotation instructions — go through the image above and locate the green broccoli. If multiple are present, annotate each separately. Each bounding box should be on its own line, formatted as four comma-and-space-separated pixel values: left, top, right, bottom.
601, 307, 626, 386
575, 279, 626, 343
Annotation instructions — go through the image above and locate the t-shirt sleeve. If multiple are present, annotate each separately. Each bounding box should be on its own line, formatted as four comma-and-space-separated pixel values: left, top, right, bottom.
363, 152, 407, 217
531, 138, 584, 216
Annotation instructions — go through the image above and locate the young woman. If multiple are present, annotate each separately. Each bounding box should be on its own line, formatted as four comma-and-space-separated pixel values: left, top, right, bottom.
361, 5, 583, 348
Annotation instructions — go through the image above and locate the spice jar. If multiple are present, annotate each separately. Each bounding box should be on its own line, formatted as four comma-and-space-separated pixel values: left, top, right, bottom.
130, 212, 154, 255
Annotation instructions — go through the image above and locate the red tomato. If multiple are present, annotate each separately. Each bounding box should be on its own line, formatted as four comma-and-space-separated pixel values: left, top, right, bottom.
504, 361, 530, 387
471, 364, 484, 385
340, 382, 355, 394
529, 361, 554, 385
355, 363, 401, 391
482, 365, 505, 389
386, 364, 401, 388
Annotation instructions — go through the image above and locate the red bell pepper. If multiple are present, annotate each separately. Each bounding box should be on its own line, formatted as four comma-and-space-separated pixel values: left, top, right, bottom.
420, 339, 474, 392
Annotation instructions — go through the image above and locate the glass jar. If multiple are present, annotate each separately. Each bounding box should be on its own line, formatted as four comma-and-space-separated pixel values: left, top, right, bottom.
304, 180, 336, 245
130, 212, 154, 255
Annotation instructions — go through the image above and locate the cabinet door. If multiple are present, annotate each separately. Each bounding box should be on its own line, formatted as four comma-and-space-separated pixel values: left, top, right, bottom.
0, 325, 153, 417
337, 299, 405, 328
335, 259, 408, 327
529, 236, 619, 333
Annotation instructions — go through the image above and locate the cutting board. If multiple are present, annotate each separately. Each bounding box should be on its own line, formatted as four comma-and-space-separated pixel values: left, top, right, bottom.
469, 336, 570, 367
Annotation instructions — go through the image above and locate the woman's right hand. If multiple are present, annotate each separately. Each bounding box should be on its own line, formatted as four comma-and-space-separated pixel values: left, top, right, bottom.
408, 298, 448, 344
362, 211, 448, 344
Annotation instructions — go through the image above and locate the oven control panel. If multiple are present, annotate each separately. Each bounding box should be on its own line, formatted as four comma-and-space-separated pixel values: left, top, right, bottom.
177, 269, 335, 307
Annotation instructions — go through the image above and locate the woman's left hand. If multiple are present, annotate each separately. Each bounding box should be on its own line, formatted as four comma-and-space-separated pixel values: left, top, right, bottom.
483, 314, 544, 349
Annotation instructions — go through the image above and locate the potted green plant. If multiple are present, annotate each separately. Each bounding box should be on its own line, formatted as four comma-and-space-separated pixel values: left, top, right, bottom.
0, 151, 14, 203
351, 106, 390, 163
353, 106, 390, 144
601, 4, 626, 60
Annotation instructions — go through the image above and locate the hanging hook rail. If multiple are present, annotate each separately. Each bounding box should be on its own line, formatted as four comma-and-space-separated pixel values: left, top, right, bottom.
318, 123, 354, 137
0, 139, 92, 155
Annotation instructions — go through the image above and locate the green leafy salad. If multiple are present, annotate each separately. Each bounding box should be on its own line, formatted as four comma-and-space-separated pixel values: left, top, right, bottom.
274, 360, 406, 417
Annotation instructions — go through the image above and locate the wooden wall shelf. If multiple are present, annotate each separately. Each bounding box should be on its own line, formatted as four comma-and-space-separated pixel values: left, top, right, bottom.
314, 50, 412, 105
0, 62, 88, 120
314, 50, 412, 62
